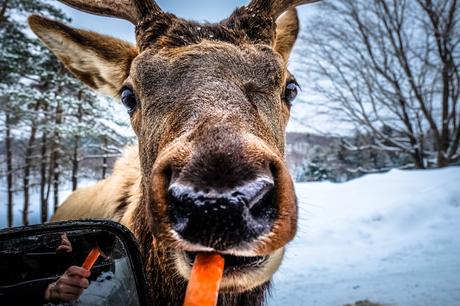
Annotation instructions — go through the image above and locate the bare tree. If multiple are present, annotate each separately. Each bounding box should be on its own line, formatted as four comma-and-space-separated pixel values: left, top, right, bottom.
299, 0, 459, 168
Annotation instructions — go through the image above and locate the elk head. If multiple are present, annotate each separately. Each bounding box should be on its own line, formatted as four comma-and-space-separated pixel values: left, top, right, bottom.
29, 0, 318, 294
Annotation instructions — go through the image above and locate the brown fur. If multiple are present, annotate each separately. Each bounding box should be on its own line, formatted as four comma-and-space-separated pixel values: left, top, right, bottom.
29, 1, 318, 305
52, 146, 141, 222
28, 16, 138, 96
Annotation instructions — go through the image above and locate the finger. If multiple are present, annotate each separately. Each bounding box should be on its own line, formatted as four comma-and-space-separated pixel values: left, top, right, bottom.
53, 282, 65, 300
66, 266, 91, 278
61, 285, 85, 296
60, 236, 72, 249
78, 277, 89, 289
59, 292, 81, 302
56, 245, 72, 253
50, 282, 62, 301
60, 275, 89, 289
60, 233, 70, 243
60, 240, 71, 248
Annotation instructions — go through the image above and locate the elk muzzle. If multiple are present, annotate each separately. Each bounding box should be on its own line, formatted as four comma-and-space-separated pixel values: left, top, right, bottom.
149, 128, 297, 255
168, 174, 276, 250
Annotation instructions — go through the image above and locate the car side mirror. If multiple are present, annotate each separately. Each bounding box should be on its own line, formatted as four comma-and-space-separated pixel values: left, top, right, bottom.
0, 220, 151, 306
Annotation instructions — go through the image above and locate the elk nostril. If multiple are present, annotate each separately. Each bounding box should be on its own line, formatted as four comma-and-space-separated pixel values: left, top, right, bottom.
167, 185, 194, 233
242, 177, 274, 209
250, 187, 276, 221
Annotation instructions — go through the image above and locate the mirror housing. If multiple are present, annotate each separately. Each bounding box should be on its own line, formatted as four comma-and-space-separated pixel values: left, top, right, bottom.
0, 220, 151, 306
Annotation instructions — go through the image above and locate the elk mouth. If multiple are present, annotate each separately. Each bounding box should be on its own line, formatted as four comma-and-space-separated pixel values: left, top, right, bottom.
174, 248, 284, 292
184, 251, 269, 274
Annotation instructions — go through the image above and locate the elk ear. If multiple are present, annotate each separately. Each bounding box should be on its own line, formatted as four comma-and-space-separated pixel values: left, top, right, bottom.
28, 15, 138, 97
274, 9, 299, 62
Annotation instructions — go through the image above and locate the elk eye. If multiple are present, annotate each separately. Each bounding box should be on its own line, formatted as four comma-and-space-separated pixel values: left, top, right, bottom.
121, 87, 137, 115
284, 80, 300, 104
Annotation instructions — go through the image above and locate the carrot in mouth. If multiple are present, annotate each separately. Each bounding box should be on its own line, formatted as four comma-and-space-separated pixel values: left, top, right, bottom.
183, 252, 225, 306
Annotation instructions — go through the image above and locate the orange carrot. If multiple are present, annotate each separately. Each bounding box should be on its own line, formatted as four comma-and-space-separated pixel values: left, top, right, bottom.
82, 247, 101, 270
183, 253, 225, 306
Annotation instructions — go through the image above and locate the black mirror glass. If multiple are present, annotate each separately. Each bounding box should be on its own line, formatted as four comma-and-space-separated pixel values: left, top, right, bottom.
0, 221, 149, 306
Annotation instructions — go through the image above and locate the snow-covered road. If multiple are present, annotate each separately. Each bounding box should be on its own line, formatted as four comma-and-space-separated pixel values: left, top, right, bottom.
269, 167, 460, 306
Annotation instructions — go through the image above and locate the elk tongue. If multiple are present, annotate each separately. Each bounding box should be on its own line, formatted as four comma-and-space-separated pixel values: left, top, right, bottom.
183, 252, 225, 306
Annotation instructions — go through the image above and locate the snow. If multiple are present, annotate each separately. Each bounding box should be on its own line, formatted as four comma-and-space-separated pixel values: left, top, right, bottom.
268, 167, 460, 306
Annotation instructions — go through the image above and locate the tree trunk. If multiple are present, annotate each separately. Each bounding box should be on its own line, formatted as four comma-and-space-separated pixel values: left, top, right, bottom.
437, 151, 448, 168
72, 96, 83, 191
52, 100, 63, 213
22, 101, 40, 225
40, 130, 48, 223
101, 136, 108, 179
22, 132, 36, 226
71, 137, 80, 191
45, 156, 53, 213
5, 113, 13, 227
0, 0, 8, 24
412, 152, 424, 169
53, 159, 60, 212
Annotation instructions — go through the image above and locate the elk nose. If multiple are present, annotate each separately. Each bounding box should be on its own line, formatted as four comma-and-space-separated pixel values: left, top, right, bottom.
167, 177, 276, 250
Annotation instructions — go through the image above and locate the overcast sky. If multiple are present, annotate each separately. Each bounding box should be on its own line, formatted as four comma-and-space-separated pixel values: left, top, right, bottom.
51, 1, 323, 133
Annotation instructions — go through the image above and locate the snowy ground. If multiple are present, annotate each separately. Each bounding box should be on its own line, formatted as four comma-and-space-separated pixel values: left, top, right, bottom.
268, 167, 460, 306
2, 168, 459, 305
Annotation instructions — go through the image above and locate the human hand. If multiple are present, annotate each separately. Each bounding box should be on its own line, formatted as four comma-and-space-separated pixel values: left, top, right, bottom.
44, 266, 90, 302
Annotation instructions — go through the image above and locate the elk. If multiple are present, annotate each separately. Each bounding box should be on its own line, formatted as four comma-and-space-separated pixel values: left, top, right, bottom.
28, 0, 319, 304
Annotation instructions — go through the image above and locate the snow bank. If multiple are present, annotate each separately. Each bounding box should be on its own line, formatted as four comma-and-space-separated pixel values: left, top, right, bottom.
269, 167, 460, 306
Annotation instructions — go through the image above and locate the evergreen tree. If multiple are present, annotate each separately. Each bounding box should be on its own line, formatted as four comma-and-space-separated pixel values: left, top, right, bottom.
1, 0, 133, 226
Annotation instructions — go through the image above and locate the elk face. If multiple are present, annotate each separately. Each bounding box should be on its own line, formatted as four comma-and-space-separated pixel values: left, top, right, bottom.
29, 0, 318, 293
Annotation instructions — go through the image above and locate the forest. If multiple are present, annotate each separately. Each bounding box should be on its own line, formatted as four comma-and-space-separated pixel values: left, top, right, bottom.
0, 0, 133, 227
